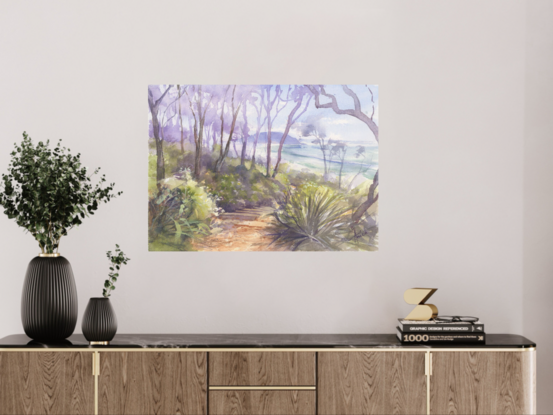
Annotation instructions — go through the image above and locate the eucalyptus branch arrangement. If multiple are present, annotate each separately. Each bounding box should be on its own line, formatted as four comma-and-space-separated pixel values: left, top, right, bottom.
0, 132, 121, 254
103, 245, 130, 298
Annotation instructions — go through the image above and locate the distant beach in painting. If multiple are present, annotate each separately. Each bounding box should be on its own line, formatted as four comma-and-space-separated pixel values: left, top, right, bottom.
148, 85, 379, 251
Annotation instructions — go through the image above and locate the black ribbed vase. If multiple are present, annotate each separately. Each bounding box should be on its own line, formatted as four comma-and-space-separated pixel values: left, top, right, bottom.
21, 256, 78, 341
82, 298, 117, 343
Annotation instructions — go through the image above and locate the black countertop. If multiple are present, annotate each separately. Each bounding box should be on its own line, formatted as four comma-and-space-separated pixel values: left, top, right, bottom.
0, 333, 536, 349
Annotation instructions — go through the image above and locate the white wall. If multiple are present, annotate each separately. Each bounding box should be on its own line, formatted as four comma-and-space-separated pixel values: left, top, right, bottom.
0, 0, 546, 410
524, 1, 553, 413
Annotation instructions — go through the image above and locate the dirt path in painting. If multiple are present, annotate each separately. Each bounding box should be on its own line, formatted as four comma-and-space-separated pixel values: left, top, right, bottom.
191, 207, 285, 251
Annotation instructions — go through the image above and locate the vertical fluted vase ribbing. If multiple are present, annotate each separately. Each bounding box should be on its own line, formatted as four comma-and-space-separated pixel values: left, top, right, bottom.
82, 298, 117, 343
21, 256, 78, 341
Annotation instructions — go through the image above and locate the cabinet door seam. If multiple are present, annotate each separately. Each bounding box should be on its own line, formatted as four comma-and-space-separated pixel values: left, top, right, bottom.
426, 351, 431, 415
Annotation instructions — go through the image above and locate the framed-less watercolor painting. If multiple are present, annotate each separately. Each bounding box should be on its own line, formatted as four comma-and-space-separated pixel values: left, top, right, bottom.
148, 85, 378, 252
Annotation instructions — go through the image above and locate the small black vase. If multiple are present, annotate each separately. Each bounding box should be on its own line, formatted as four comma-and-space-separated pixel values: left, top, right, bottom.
21, 255, 78, 341
82, 298, 117, 344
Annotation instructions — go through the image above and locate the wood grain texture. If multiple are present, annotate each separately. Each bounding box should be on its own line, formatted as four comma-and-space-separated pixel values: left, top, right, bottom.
430, 351, 536, 415
98, 351, 207, 415
209, 390, 315, 415
318, 351, 427, 415
0, 351, 94, 415
209, 352, 315, 386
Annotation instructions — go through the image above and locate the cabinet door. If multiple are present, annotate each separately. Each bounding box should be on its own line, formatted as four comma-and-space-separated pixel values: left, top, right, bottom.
430, 351, 535, 415
318, 351, 427, 415
98, 351, 207, 415
0, 351, 94, 415
209, 390, 315, 415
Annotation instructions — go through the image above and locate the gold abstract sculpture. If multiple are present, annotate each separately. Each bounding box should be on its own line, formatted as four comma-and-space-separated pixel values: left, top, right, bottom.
404, 288, 438, 320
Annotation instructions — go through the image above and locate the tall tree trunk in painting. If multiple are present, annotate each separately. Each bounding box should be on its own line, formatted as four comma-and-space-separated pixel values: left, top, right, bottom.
250, 131, 260, 169
263, 85, 288, 177
250, 90, 267, 170
148, 85, 172, 183
188, 117, 194, 144
154, 125, 164, 181
185, 86, 213, 179
240, 136, 247, 165
310, 133, 330, 177
265, 106, 272, 176
331, 142, 347, 189
194, 88, 204, 178
177, 85, 185, 157
159, 104, 177, 173
240, 100, 248, 166
308, 84, 379, 222
194, 128, 202, 176
185, 88, 200, 178
214, 86, 241, 173
203, 124, 212, 150
338, 151, 346, 189
319, 138, 328, 176
219, 106, 241, 169
272, 88, 311, 178
213, 86, 230, 172
212, 128, 217, 152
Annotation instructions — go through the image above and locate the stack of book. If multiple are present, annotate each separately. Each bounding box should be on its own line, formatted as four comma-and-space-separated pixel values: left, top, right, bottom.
396, 319, 486, 344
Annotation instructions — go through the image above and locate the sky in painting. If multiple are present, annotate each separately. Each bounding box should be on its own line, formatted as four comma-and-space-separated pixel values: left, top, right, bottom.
257, 84, 378, 145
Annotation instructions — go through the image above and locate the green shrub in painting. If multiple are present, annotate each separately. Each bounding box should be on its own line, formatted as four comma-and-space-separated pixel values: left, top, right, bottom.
148, 170, 219, 249
269, 183, 350, 251
208, 173, 248, 210
206, 167, 284, 212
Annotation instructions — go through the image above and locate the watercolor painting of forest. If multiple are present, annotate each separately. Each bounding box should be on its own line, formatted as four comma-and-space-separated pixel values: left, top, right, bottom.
148, 85, 379, 252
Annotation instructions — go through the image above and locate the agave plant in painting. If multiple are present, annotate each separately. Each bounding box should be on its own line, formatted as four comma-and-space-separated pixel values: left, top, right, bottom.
148, 85, 379, 252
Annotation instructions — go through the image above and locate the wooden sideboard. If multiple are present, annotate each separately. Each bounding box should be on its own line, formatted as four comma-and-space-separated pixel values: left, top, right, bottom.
0, 334, 536, 415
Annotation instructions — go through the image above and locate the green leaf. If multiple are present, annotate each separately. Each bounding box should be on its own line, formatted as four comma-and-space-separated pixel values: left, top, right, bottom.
173, 220, 182, 242
0, 132, 120, 250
